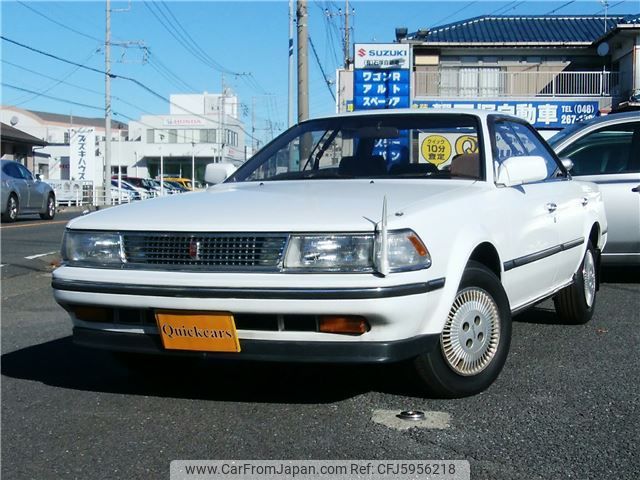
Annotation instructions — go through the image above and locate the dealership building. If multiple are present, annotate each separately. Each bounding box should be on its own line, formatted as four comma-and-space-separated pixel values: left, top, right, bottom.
0, 91, 248, 185
337, 14, 640, 135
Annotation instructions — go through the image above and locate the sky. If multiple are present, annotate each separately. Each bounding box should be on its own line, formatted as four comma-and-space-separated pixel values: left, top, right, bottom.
1, 0, 638, 145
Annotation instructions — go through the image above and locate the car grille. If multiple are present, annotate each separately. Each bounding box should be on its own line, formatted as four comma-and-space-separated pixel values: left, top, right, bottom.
122, 232, 288, 271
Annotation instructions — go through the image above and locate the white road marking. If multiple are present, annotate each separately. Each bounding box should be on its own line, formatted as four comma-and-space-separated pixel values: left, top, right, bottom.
24, 251, 57, 260
371, 409, 451, 431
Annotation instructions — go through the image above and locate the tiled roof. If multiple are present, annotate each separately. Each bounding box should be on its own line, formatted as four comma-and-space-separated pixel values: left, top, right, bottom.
26, 109, 127, 130
621, 14, 640, 24
411, 15, 630, 44
1, 123, 47, 145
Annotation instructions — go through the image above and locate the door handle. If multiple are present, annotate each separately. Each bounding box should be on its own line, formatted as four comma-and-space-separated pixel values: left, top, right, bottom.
546, 202, 557, 213
582, 197, 589, 206
632, 185, 640, 193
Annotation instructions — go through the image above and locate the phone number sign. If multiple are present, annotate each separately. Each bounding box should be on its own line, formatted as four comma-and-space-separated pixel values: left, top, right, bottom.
412, 100, 599, 128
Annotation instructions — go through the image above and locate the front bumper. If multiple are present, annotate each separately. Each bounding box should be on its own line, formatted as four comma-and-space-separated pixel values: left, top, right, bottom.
73, 327, 439, 363
53, 266, 450, 361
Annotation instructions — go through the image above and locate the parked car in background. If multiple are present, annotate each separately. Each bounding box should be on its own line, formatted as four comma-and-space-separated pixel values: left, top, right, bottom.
110, 179, 141, 201
1, 159, 56, 222
112, 176, 157, 198
548, 112, 640, 265
164, 180, 189, 192
163, 177, 194, 190
53, 110, 607, 398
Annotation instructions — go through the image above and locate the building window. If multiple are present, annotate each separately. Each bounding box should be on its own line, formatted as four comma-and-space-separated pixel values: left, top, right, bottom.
147, 129, 154, 143
200, 129, 216, 143
64, 131, 70, 144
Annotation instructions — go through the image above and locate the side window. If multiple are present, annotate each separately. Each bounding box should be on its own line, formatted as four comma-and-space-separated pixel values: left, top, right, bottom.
16, 164, 34, 181
493, 122, 526, 163
559, 123, 639, 176
493, 121, 559, 179
3, 163, 22, 179
509, 122, 561, 178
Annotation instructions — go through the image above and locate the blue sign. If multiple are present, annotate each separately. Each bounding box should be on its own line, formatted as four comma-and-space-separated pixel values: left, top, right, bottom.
372, 131, 410, 165
354, 69, 411, 111
411, 100, 600, 128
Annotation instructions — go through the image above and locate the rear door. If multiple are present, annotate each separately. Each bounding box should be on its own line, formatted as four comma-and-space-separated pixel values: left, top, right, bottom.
557, 120, 640, 259
2, 162, 29, 210
16, 163, 43, 210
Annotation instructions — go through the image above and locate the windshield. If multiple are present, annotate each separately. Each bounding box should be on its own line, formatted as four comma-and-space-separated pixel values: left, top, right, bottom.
230, 114, 483, 182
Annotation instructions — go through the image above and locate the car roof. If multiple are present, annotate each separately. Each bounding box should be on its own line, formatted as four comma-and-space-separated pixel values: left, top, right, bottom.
309, 107, 512, 122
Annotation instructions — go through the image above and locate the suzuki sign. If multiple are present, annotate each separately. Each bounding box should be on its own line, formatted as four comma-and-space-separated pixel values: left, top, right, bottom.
354, 43, 410, 70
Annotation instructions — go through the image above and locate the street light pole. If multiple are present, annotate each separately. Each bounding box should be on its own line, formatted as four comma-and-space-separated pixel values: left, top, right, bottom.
191, 142, 195, 191
160, 149, 164, 196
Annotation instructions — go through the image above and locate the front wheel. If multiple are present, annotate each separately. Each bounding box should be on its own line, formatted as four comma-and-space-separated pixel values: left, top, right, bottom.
2, 194, 18, 222
414, 261, 512, 398
553, 241, 597, 324
39, 194, 56, 220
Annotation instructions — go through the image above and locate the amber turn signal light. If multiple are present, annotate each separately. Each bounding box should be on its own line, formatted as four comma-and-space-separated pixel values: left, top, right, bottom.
319, 315, 369, 335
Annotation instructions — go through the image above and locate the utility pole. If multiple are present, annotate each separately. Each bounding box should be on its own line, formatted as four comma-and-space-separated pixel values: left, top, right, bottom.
325, 2, 354, 69
251, 96, 256, 153
344, 0, 350, 69
296, 0, 309, 123
220, 74, 226, 162
288, 0, 295, 128
104, 0, 112, 205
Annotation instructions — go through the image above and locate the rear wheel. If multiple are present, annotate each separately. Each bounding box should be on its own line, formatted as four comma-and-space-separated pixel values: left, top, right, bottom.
39, 194, 56, 220
414, 261, 511, 398
2, 194, 18, 222
553, 241, 597, 324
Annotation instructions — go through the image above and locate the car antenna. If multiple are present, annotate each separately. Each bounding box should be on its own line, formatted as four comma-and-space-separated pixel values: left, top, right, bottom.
376, 196, 390, 276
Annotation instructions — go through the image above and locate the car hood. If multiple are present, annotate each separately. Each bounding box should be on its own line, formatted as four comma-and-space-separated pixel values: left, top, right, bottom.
68, 180, 475, 232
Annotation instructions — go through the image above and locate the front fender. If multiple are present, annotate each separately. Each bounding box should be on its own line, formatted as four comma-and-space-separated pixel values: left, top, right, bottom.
415, 223, 505, 335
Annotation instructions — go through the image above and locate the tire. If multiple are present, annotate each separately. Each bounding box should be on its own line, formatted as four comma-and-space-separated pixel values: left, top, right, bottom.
553, 241, 597, 325
2, 194, 19, 222
39, 194, 56, 220
414, 261, 512, 398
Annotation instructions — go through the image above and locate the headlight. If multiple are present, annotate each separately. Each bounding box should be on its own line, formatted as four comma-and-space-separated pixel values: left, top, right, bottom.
284, 234, 374, 272
62, 230, 124, 266
375, 229, 431, 273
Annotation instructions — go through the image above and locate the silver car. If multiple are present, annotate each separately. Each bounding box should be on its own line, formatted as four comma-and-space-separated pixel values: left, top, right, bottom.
548, 112, 640, 265
1, 159, 56, 222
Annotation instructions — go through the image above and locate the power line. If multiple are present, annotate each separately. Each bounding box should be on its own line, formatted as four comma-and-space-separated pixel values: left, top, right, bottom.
1, 35, 112, 77
16, 0, 103, 43
308, 36, 336, 102
544, 1, 576, 15
3, 82, 105, 112
1, 58, 157, 117
143, 1, 235, 75
430, 2, 478, 27
7, 49, 101, 107
1, 35, 262, 143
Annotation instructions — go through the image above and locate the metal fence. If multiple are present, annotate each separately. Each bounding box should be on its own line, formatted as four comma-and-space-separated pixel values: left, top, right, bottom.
414, 70, 618, 98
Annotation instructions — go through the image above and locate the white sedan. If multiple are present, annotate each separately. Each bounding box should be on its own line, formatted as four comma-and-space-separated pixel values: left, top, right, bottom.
52, 110, 607, 397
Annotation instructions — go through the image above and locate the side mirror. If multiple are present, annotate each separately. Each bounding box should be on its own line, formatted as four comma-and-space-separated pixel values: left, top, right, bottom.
496, 155, 548, 187
204, 162, 236, 185
561, 158, 574, 172
35, 173, 41, 181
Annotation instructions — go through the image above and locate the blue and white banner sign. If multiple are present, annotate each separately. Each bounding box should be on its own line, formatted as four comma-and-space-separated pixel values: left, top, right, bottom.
372, 130, 410, 165
412, 100, 599, 128
354, 70, 410, 110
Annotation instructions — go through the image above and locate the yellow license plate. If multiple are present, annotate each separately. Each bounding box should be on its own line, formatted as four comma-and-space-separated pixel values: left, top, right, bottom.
155, 310, 241, 352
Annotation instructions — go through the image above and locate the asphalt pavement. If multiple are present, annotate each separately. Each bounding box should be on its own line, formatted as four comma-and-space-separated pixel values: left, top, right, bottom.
1, 213, 638, 479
